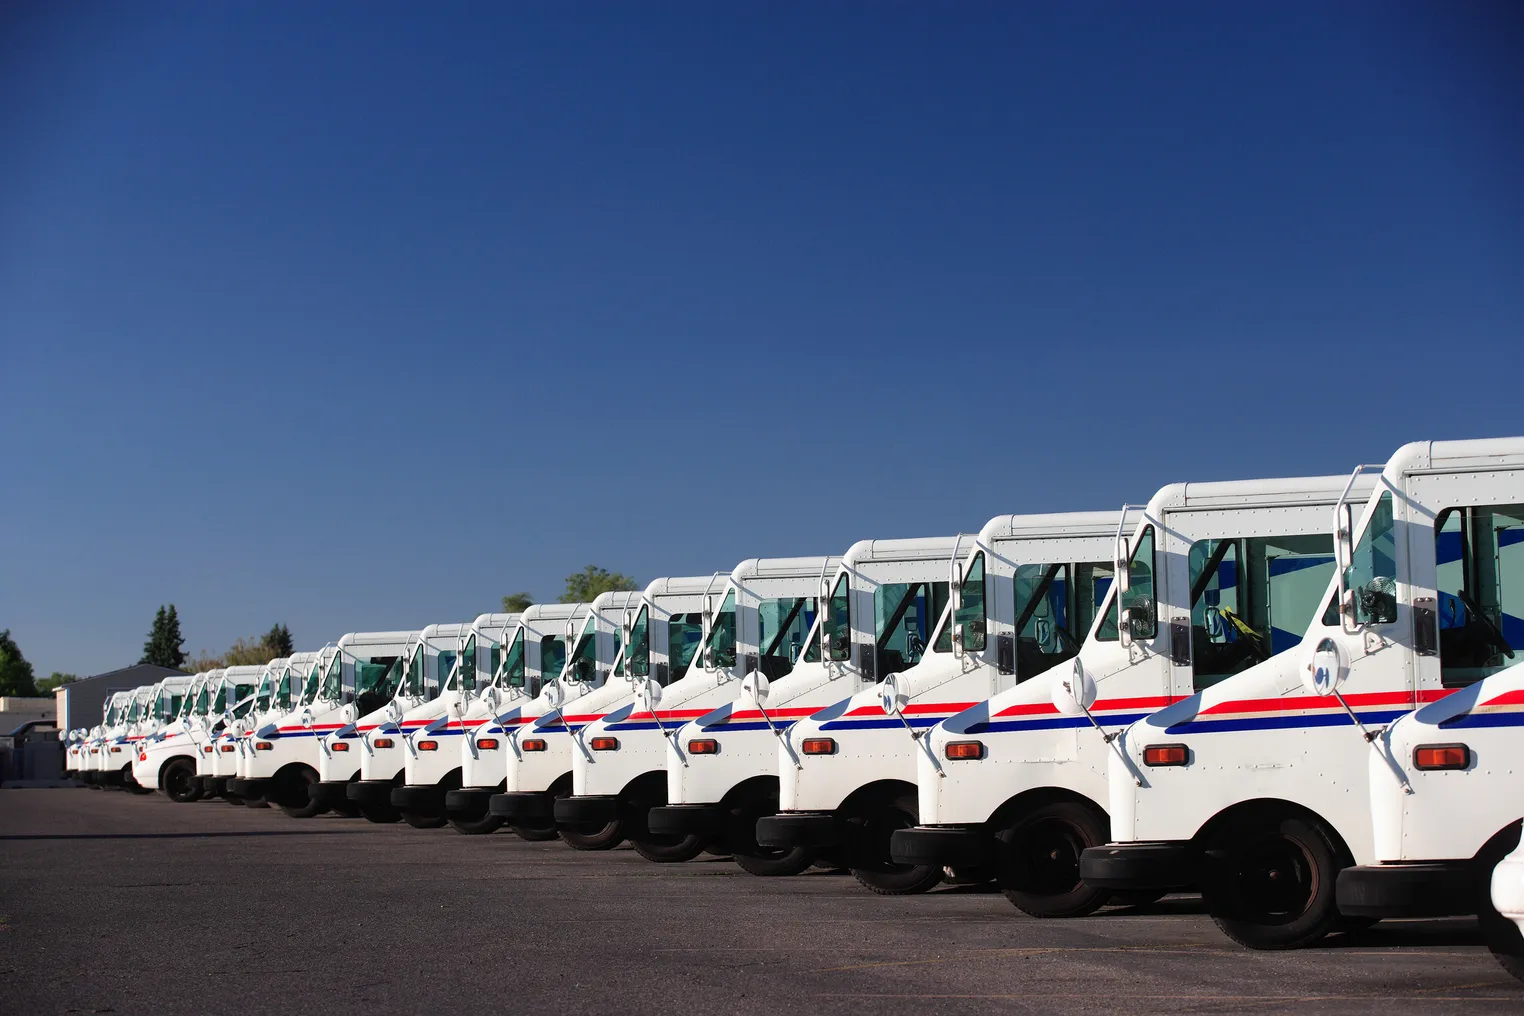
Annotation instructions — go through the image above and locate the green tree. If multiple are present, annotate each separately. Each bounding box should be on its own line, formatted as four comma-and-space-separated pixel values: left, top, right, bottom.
263, 623, 294, 656
37, 672, 79, 693
0, 629, 39, 696
559, 565, 638, 604
140, 605, 187, 669
501, 592, 534, 613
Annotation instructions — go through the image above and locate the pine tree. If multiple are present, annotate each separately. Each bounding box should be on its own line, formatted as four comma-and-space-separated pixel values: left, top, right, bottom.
0, 629, 38, 696
140, 605, 187, 669
263, 623, 294, 656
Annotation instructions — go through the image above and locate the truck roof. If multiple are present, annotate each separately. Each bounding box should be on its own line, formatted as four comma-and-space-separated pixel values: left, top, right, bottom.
978, 509, 1136, 544
1146, 474, 1379, 513
841, 535, 963, 567
730, 556, 842, 581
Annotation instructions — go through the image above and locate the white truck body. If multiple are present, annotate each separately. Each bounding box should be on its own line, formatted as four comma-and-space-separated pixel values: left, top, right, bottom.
104, 686, 160, 789
203, 665, 269, 801
770, 515, 1133, 894
132, 672, 211, 798
80, 692, 133, 785
1083, 438, 1524, 949
567, 561, 834, 864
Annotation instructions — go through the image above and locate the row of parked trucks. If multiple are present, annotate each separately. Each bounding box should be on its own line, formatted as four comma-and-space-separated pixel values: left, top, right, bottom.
65, 437, 1524, 979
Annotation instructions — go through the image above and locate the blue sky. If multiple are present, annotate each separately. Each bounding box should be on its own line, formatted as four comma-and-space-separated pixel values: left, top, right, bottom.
3, 2, 1521, 678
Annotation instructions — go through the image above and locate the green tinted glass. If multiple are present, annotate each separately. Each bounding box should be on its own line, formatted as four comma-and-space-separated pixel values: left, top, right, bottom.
626, 607, 651, 678
956, 553, 987, 652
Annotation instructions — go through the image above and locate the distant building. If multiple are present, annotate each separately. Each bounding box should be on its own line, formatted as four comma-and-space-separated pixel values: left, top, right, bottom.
0, 696, 56, 731
54, 664, 187, 732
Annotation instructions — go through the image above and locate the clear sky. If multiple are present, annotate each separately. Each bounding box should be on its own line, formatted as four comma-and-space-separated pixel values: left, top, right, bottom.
2, 1, 1521, 678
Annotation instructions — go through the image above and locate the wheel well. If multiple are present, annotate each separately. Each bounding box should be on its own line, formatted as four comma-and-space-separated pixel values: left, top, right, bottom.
985, 786, 1107, 834
719, 775, 779, 810
157, 754, 195, 782
546, 772, 574, 797
274, 761, 318, 785
838, 779, 917, 816
1191, 798, 1356, 867
1474, 818, 1523, 865
618, 769, 666, 801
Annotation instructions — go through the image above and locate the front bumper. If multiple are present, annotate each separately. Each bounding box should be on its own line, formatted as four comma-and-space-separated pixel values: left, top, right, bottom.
309, 780, 353, 808
490, 791, 551, 819
889, 825, 992, 868
227, 777, 270, 799
554, 795, 619, 828
1079, 841, 1195, 890
346, 779, 397, 805
755, 812, 839, 849
1336, 861, 1476, 918
199, 776, 227, 796
391, 784, 446, 816
647, 804, 725, 837
445, 787, 498, 813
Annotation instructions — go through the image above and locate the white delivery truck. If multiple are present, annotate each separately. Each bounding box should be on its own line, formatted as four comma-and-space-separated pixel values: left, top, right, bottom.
902, 474, 1370, 918
489, 590, 650, 846
1081, 438, 1524, 949
182, 668, 234, 797
132, 671, 215, 801
1332, 588, 1524, 941
661, 539, 954, 877
229, 652, 319, 805
337, 624, 466, 826
241, 632, 416, 818
201, 665, 268, 803
560, 560, 832, 863
106, 685, 166, 792
391, 614, 518, 831
444, 607, 580, 833
768, 516, 1130, 895
80, 692, 133, 787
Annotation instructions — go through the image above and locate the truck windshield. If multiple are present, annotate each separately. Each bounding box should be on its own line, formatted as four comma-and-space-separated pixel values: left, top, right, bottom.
432, 650, 455, 697
300, 661, 323, 705
318, 652, 344, 702
875, 581, 950, 675
273, 667, 297, 711
1188, 534, 1336, 690
1097, 526, 1159, 642
698, 591, 738, 677
625, 607, 651, 678
563, 617, 599, 684
453, 636, 478, 692
824, 573, 851, 662
1434, 502, 1524, 687
668, 612, 704, 678
210, 682, 227, 715
192, 683, 210, 716
399, 645, 425, 699
760, 596, 816, 679
254, 672, 273, 712
497, 628, 526, 688
955, 552, 988, 655
355, 657, 401, 716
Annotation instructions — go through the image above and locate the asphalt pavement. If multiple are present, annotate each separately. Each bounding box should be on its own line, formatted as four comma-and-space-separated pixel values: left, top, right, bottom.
0, 788, 1519, 1015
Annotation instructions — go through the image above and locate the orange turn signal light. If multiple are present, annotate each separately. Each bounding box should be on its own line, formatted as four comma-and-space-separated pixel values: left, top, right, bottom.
687, 739, 719, 755
331, 741, 349, 752
522, 738, 547, 752
1143, 744, 1189, 767
418, 740, 439, 752
477, 738, 500, 751
801, 738, 836, 755
255, 741, 274, 751
373, 737, 395, 749
203, 746, 214, 754
110, 747, 122, 754
220, 744, 236, 753
944, 740, 985, 760
1413, 743, 1470, 770
590, 736, 619, 751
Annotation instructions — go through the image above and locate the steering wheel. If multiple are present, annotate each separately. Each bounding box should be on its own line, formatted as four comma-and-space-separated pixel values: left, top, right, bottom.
1456, 590, 1515, 659
1217, 608, 1271, 662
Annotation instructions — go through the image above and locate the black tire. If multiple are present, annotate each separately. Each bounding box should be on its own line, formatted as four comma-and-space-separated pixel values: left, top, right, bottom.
630, 830, 707, 863
448, 813, 504, 835
1203, 813, 1342, 950
276, 768, 327, 819
161, 759, 201, 804
727, 789, 815, 877
508, 817, 561, 841
846, 790, 943, 896
995, 799, 1111, 917
243, 795, 270, 808
558, 819, 624, 850
400, 810, 449, 829
359, 802, 401, 824
224, 792, 247, 807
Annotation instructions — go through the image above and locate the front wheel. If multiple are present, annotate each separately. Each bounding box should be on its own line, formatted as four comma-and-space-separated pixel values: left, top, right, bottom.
728, 789, 816, 877
276, 769, 327, 819
559, 820, 624, 851
162, 760, 201, 803
1203, 813, 1342, 950
846, 791, 943, 896
508, 817, 561, 842
995, 800, 1112, 918
359, 802, 401, 823
400, 810, 448, 829
224, 792, 246, 807
448, 813, 504, 835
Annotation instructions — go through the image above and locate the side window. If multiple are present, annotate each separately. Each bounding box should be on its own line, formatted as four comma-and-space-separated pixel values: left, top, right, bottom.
1188, 534, 1336, 690
538, 636, 567, 688
668, 612, 705, 678
825, 574, 851, 662
707, 592, 739, 672
499, 631, 525, 688
625, 607, 651, 677
759, 596, 815, 679
1435, 503, 1524, 687
1014, 563, 1080, 681
955, 553, 988, 653
458, 637, 477, 692
1097, 526, 1158, 641
355, 657, 400, 716
875, 581, 949, 672
433, 651, 455, 695
1324, 491, 1397, 628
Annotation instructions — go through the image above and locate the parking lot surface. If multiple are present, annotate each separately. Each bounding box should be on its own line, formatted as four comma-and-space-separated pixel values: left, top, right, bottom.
1, 789, 1519, 1015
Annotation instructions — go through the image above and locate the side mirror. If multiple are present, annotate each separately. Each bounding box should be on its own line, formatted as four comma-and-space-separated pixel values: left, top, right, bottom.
1302, 637, 1348, 697
952, 623, 966, 659
300, 708, 314, 727
341, 703, 359, 724
544, 681, 564, 708
621, 610, 633, 648
1118, 608, 1134, 648
741, 671, 770, 705
484, 687, 500, 712
1335, 502, 1355, 571
1052, 658, 1098, 716
642, 676, 663, 709
878, 673, 909, 717
951, 561, 964, 613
